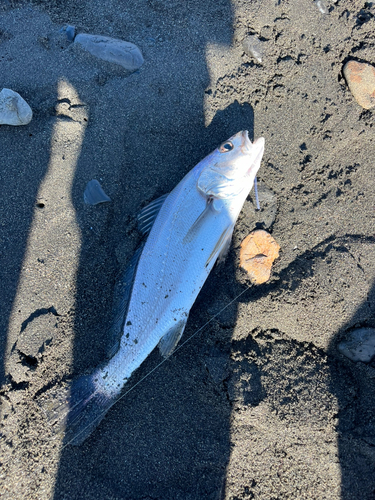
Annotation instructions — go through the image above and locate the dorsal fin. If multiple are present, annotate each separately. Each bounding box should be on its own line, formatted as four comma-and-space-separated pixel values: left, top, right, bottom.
106, 243, 144, 358
137, 193, 169, 236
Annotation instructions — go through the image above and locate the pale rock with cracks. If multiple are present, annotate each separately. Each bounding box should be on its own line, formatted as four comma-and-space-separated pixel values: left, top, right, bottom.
74, 34, 144, 71
0, 88, 33, 126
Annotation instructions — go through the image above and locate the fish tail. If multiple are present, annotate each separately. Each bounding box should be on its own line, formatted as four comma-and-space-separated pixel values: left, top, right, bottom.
39, 373, 117, 446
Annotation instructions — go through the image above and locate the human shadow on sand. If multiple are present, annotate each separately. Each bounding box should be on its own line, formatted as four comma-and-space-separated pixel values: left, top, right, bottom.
0, 103, 53, 386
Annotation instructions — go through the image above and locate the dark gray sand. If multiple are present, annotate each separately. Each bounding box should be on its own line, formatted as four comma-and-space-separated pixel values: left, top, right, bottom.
1, 0, 375, 498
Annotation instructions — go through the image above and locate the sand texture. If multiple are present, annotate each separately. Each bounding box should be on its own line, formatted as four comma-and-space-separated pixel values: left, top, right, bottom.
1, 0, 375, 499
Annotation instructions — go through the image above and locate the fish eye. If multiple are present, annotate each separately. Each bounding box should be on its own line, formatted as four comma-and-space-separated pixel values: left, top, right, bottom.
219, 141, 234, 153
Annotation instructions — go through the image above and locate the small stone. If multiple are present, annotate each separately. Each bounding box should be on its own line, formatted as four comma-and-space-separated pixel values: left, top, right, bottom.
242, 35, 263, 63
65, 25, 76, 42
84, 179, 111, 205
59, 25, 76, 41
240, 230, 280, 285
315, 0, 329, 15
0, 88, 32, 126
74, 33, 144, 71
338, 328, 375, 363
343, 60, 375, 110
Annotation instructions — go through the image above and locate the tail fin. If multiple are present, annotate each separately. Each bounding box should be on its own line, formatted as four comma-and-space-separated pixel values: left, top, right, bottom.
39, 374, 116, 446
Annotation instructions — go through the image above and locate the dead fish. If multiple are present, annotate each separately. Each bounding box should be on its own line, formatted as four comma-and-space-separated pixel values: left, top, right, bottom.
43, 131, 265, 445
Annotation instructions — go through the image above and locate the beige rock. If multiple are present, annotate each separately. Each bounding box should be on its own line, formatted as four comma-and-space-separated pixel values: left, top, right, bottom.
239, 230, 280, 285
343, 60, 375, 110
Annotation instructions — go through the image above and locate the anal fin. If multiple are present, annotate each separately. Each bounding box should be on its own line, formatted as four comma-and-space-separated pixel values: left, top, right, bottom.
158, 318, 188, 358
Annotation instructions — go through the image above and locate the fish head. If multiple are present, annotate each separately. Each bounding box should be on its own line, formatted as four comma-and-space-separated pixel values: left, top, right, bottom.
197, 131, 264, 201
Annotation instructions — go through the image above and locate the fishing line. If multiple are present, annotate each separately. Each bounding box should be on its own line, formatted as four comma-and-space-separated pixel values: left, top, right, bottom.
61, 282, 253, 449
254, 177, 260, 211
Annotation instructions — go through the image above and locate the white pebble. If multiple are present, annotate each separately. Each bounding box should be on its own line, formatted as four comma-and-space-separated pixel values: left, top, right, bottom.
315, 0, 329, 14
338, 328, 375, 363
242, 35, 263, 63
0, 88, 32, 126
74, 34, 144, 71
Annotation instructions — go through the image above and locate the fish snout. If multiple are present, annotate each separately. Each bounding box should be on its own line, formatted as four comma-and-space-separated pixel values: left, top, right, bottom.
252, 137, 265, 156
247, 136, 265, 175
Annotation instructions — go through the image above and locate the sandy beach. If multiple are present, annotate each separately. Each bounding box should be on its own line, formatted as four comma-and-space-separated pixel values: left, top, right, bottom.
1, 0, 375, 498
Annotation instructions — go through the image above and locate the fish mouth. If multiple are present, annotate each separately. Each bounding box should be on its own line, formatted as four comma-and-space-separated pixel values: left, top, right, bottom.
241, 131, 264, 175
241, 130, 251, 152
241, 130, 264, 156
242, 130, 250, 141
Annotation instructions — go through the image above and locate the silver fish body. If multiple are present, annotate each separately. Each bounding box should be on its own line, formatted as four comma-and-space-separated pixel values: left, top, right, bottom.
53, 130, 265, 444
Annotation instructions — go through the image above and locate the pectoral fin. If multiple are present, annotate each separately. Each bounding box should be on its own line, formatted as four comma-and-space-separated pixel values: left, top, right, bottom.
137, 193, 169, 236
183, 197, 223, 245
206, 226, 234, 268
216, 227, 234, 264
183, 204, 211, 245
158, 318, 188, 358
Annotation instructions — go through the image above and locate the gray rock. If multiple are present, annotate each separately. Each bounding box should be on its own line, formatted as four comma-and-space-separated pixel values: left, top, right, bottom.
74, 33, 144, 71
0, 88, 32, 126
338, 327, 375, 363
66, 25, 76, 42
84, 179, 111, 205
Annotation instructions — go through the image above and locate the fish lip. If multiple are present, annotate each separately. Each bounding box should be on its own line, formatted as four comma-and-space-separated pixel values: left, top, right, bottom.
241, 130, 250, 151
242, 130, 249, 141
245, 135, 265, 175
241, 130, 264, 157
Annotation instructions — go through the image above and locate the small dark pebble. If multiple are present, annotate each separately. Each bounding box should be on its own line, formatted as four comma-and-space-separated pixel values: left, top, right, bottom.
66, 25, 76, 42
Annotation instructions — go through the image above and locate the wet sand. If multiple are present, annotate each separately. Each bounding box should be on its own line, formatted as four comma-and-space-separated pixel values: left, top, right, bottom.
1, 0, 375, 498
